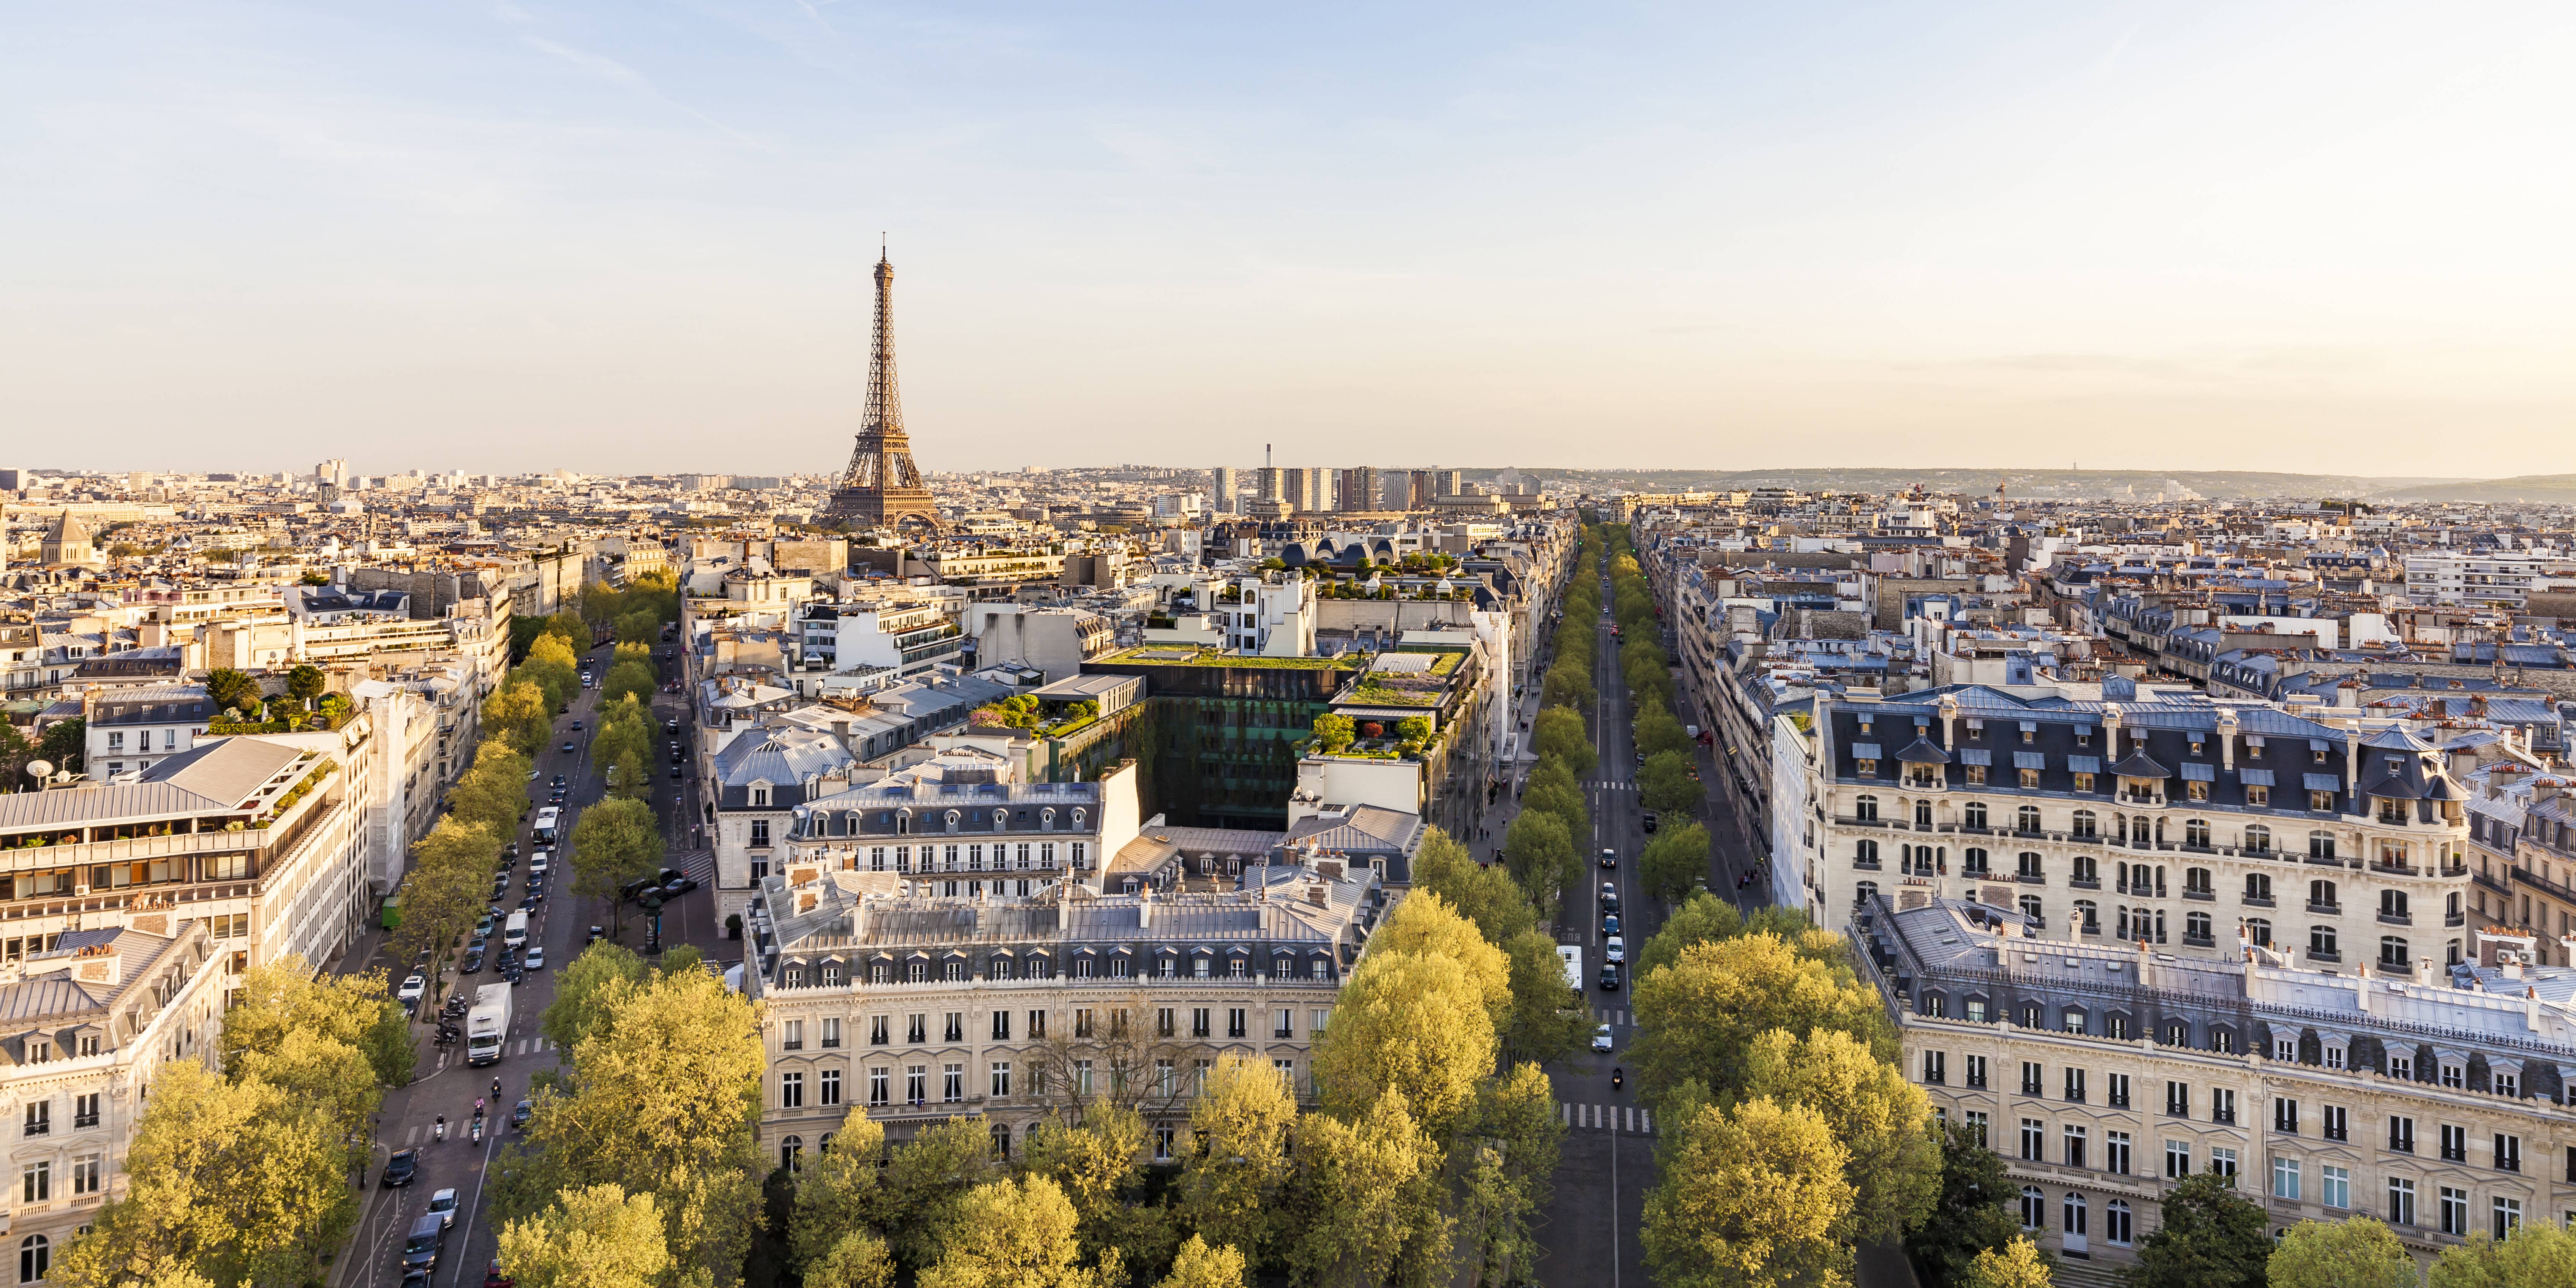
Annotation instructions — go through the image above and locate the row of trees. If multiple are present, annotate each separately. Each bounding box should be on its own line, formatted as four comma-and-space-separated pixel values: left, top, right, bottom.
1596, 526, 1715, 907
60, 962, 414, 1288
2103, 1173, 2576, 1288
1502, 526, 1612, 923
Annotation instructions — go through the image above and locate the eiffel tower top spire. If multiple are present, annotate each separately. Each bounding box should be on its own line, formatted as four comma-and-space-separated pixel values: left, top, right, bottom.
825, 242, 939, 530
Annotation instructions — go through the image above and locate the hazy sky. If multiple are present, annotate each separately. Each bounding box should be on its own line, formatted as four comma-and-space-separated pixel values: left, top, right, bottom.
6, 2, 2573, 478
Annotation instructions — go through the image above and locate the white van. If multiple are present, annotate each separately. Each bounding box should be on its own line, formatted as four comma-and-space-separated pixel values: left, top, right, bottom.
1605, 936, 1626, 964
503, 910, 529, 949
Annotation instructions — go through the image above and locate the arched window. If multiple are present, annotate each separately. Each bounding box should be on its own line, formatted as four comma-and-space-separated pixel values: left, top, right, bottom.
2379, 936, 2409, 968
1040, 808, 1056, 832
2309, 830, 2336, 860
2380, 890, 2410, 920
991, 1122, 1012, 1159
2243, 823, 2272, 854
896, 810, 912, 835
2185, 911, 2212, 942
1854, 795, 1879, 822
1857, 839, 1880, 868
1854, 880, 1879, 906
2105, 1199, 2134, 1245
2244, 918, 2272, 947
1961, 847, 1988, 876
2073, 900, 2099, 933
1071, 808, 1087, 830
2019, 894, 2042, 922
2062, 1191, 2088, 1236
2310, 925, 2338, 959
2017, 806, 2042, 833
2309, 879, 2337, 912
2184, 866, 2212, 896
1914, 801, 1933, 828
2018, 1186, 2045, 1230
2245, 872, 2272, 902
780, 1136, 804, 1173
18, 1237, 44, 1286
992, 809, 1009, 830
2071, 809, 2097, 838
2185, 819, 2211, 848
1963, 802, 1988, 830
2017, 851, 2043, 879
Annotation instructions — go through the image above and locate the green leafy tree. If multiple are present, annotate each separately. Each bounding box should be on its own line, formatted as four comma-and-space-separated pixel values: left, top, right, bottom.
482, 680, 553, 757
1311, 950, 1495, 1138
1457, 1063, 1562, 1286
1411, 829, 1537, 944
1642, 1096, 1854, 1288
1282, 1090, 1448, 1288
603, 659, 658, 709
1633, 699, 1694, 759
38, 717, 85, 775
1368, 891, 1510, 1024
1519, 768, 1591, 858
918, 1176, 1120, 1288
1539, 663, 1595, 716
495, 1184, 672, 1288
1155, 1237, 1246, 1288
1501, 811, 1577, 923
205, 668, 261, 716
284, 664, 327, 703
1311, 713, 1356, 754
1963, 1237, 2053, 1288
787, 1119, 888, 1273
1501, 928, 1587, 1065
1177, 1057, 1296, 1263
569, 798, 666, 933
2268, 1217, 2416, 1288
1637, 750, 1699, 815
877, 1118, 1005, 1271
2429, 1220, 2576, 1288
1740, 1029, 1940, 1242
1637, 821, 1710, 906
0, 719, 36, 787
1530, 706, 1596, 776
2127, 1174, 2272, 1288
1904, 1122, 2027, 1288
523, 633, 583, 710
447, 739, 534, 839
1020, 1101, 1156, 1264
541, 941, 647, 1051
389, 818, 502, 1001
1627, 931, 1890, 1106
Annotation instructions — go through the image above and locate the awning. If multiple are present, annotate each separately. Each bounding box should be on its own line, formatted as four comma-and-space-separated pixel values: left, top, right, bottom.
2019, 721, 2038, 732
2309, 739, 2330, 754
2238, 768, 2275, 787
2066, 755, 2102, 774
2304, 773, 2342, 792
2179, 762, 2215, 782
2014, 752, 2047, 770
1852, 743, 1883, 760
1959, 749, 1993, 766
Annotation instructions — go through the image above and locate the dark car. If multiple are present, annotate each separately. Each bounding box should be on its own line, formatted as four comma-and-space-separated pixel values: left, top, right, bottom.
659, 867, 684, 883
1602, 914, 1622, 937
381, 1149, 420, 1188
402, 1270, 432, 1288
621, 877, 660, 901
1598, 848, 1618, 869
570, 721, 583, 731
586, 925, 607, 944
670, 766, 683, 779
1598, 964, 1621, 992
665, 719, 679, 733
561, 741, 575, 754
526, 872, 546, 889
511, 1100, 533, 1132
460, 951, 486, 975
552, 774, 566, 787
519, 894, 541, 911
1641, 812, 1659, 833
502, 966, 525, 986
660, 876, 699, 897
1600, 892, 1620, 916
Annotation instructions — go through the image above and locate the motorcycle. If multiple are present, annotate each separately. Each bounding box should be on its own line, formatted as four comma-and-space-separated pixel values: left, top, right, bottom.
1611, 1067, 1624, 1090
434, 1116, 447, 1143
470, 1117, 483, 1143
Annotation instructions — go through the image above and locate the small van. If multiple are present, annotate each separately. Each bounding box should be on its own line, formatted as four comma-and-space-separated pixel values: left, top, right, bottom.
402, 1214, 446, 1274
1606, 936, 1626, 964
503, 910, 529, 949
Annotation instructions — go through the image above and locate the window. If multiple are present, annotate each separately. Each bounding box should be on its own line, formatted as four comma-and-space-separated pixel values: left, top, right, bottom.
1964, 803, 1987, 829
1854, 795, 1878, 821
750, 819, 770, 847
71, 1094, 98, 1130
19, 1236, 45, 1286
780, 1072, 804, 1109
2441, 1124, 2468, 1162
2323, 1104, 2348, 1141
2062, 1191, 2087, 1237
1193, 1008, 1212, 1039
19, 1163, 45, 1204
2244, 824, 2272, 853
21, 1102, 46, 1137
1921, 1051, 1946, 1085
1964, 1111, 1988, 1148
2017, 806, 2042, 833
1965, 1055, 1987, 1089
870, 1015, 890, 1046
2441, 1187, 2470, 1236
2497, 1133, 2522, 1173
2063, 1067, 2086, 1101
944, 1012, 964, 1043
942, 1064, 963, 1103
2388, 1177, 2416, 1226
2105, 1199, 2132, 1245
2494, 1197, 2523, 1241
2212, 1088, 2236, 1124
2322, 1165, 2349, 1209
821, 1018, 842, 1049
906, 1065, 927, 1105
2105, 1130, 2129, 1175
2310, 926, 2339, 959
2072, 810, 2098, 838
2021, 1062, 2043, 1095
870, 1068, 889, 1106
990, 1062, 1012, 1098
1029, 1010, 1047, 1039
2165, 1081, 2189, 1117
2272, 1156, 2301, 1201
2165, 1140, 2191, 1179
783, 1020, 804, 1051
779, 1136, 802, 1173
2209, 1146, 2237, 1178
2062, 1125, 2086, 1168
2380, 936, 2410, 968
2020, 1119, 2044, 1161
2274, 1097, 2299, 1133
68, 1156, 97, 1197
820, 1069, 842, 1106
2107, 1072, 2130, 1108
2388, 1115, 2415, 1154
2018, 1186, 2045, 1230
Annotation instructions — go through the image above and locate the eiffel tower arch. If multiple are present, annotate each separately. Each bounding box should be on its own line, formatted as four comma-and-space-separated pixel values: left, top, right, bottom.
824, 249, 942, 531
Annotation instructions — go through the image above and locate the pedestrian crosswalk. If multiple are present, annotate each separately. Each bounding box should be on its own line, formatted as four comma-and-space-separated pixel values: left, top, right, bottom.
1594, 1008, 1630, 1026
1560, 1102, 1654, 1134
1591, 781, 1636, 792
672, 849, 716, 884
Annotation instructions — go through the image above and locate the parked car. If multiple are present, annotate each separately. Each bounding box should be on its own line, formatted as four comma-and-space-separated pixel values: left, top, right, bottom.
511, 1100, 534, 1132
660, 876, 699, 897
1641, 812, 1659, 833
1592, 1024, 1615, 1053
586, 926, 607, 944
381, 1149, 420, 1187
670, 766, 684, 779
396, 974, 427, 1005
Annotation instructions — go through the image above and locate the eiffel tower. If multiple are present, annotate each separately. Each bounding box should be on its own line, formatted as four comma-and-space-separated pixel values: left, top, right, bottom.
823, 246, 940, 530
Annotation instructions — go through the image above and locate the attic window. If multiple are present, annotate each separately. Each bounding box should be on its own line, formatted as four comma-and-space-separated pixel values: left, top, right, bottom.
750, 784, 771, 808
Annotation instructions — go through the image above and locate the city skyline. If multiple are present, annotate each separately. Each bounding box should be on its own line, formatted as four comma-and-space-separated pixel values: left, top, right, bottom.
6, 3, 2572, 475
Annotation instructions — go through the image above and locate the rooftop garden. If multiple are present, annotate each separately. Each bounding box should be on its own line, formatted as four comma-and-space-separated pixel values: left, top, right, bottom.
1098, 646, 1356, 670
1307, 713, 1437, 760
1343, 648, 1468, 707
209, 692, 356, 736
970, 694, 1105, 740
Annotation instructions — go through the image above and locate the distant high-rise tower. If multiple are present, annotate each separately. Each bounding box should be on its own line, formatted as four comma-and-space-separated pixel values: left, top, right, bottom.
824, 247, 941, 530
1211, 467, 1239, 512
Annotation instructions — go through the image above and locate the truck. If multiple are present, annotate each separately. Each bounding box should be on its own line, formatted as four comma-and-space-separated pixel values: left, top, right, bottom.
465, 983, 512, 1067
1556, 944, 1583, 992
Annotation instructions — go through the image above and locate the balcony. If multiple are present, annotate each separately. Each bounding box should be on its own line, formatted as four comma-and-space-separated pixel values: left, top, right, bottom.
2183, 890, 2215, 902
2377, 912, 2413, 927
2306, 901, 2341, 915
2307, 948, 2341, 964
2017, 873, 2047, 886
1852, 858, 1882, 872
2069, 877, 2102, 891
2242, 895, 2275, 908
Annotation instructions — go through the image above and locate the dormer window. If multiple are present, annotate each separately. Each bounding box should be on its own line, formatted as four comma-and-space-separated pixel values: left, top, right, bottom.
1072, 808, 1087, 830
944, 810, 961, 833
992, 809, 1009, 830
750, 784, 771, 808
1041, 809, 1056, 832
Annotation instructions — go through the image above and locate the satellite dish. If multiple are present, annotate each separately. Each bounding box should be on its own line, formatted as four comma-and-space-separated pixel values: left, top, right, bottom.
24, 760, 53, 781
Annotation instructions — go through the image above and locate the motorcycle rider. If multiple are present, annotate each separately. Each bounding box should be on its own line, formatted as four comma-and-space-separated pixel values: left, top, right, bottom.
434, 1115, 447, 1142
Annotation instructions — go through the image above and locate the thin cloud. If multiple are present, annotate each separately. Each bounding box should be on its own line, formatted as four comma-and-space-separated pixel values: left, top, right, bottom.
518, 35, 778, 153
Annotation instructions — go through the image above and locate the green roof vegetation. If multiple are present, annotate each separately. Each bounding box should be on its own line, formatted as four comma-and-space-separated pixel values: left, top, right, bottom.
1099, 646, 1357, 670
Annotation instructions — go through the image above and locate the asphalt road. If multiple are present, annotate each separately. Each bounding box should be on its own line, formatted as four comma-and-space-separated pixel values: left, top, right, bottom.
332, 641, 720, 1288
